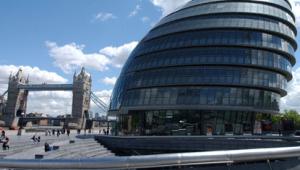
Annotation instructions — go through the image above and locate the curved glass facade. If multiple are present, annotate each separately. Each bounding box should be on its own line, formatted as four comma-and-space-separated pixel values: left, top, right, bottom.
181, 0, 293, 13
134, 30, 295, 57
109, 0, 297, 136
157, 2, 296, 27
146, 15, 296, 41
127, 48, 293, 75
126, 67, 288, 93
123, 87, 280, 110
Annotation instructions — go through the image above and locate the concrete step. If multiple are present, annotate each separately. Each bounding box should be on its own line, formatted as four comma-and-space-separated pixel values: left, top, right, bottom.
52, 142, 101, 151
45, 145, 106, 159
87, 151, 114, 158
60, 149, 111, 159
0, 143, 45, 156
4, 140, 71, 160
0, 137, 75, 156
2, 136, 73, 149
44, 142, 103, 159
92, 152, 115, 158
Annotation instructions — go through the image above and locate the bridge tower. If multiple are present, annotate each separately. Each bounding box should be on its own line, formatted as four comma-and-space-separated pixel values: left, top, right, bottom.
72, 67, 92, 129
3, 69, 29, 128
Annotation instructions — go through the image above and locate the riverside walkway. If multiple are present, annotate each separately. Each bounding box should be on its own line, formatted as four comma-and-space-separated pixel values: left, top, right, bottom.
0, 131, 299, 170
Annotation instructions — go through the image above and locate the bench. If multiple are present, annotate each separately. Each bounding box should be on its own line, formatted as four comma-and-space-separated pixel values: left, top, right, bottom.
52, 146, 60, 150
35, 154, 44, 159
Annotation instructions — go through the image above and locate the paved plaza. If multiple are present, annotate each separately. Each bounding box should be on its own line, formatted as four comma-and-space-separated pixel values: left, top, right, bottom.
0, 130, 113, 160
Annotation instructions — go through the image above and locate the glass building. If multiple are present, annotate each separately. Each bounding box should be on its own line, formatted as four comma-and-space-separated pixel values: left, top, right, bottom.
109, 0, 297, 136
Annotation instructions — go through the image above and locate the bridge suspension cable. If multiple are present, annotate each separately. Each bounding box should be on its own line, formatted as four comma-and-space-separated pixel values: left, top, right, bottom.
90, 92, 109, 114
0, 90, 8, 99
1, 90, 8, 97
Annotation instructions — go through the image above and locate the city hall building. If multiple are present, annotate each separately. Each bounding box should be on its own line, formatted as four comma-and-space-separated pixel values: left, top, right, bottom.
108, 0, 297, 136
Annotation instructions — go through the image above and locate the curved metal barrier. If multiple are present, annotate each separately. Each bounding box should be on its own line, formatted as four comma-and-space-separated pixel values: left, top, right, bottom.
0, 146, 299, 169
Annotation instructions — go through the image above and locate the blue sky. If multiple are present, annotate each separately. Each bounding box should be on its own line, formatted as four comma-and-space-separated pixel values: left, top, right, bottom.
0, 0, 161, 90
0, 0, 300, 115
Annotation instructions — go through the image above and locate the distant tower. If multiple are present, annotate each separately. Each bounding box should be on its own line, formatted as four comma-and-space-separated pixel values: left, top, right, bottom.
72, 67, 92, 129
95, 112, 99, 119
4, 69, 29, 128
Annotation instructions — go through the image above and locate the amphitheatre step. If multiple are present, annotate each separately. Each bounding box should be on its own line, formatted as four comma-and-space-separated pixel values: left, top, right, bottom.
45, 143, 105, 159
4, 139, 71, 159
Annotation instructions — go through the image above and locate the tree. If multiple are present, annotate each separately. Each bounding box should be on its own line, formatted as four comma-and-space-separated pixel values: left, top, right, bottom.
271, 114, 282, 124
271, 110, 300, 130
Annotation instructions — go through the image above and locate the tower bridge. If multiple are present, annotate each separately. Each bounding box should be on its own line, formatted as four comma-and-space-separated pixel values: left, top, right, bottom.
0, 67, 108, 129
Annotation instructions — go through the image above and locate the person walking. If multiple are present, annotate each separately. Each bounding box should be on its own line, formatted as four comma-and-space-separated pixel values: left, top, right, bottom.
67, 129, 70, 136
56, 129, 60, 137
37, 136, 41, 143
17, 128, 22, 136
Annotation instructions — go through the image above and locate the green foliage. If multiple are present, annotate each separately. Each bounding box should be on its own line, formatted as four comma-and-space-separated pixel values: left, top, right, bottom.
271, 114, 282, 124
271, 110, 300, 129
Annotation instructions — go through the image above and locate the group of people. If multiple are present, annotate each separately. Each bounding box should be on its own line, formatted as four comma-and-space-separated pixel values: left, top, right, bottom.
45, 128, 71, 137
0, 130, 9, 150
76, 128, 110, 135
0, 127, 73, 152
31, 135, 41, 144
100, 129, 110, 135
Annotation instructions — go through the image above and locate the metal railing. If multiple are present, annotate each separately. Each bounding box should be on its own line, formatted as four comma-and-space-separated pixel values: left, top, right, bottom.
0, 146, 299, 169
100, 134, 300, 142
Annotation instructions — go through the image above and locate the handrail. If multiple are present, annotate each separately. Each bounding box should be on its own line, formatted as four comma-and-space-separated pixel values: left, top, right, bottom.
0, 146, 299, 169
99, 134, 300, 142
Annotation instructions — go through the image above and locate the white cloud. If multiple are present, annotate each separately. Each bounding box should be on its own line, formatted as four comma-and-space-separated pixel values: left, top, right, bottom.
46, 41, 111, 74
0, 65, 70, 116
28, 89, 113, 116
150, 0, 190, 16
281, 68, 300, 112
290, 0, 300, 27
46, 41, 138, 73
27, 91, 73, 116
0, 65, 67, 91
141, 16, 150, 23
102, 76, 117, 86
129, 5, 141, 17
100, 41, 138, 68
93, 90, 112, 105
93, 12, 117, 22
